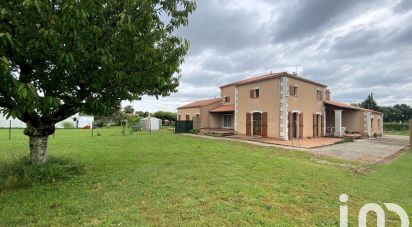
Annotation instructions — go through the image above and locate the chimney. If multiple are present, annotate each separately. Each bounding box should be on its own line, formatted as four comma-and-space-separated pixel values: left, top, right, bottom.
325, 89, 331, 101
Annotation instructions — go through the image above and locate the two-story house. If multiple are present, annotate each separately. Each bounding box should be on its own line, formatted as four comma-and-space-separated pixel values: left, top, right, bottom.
177, 72, 383, 140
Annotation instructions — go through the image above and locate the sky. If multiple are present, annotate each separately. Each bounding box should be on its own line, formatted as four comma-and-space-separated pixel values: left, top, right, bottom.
127, 0, 412, 113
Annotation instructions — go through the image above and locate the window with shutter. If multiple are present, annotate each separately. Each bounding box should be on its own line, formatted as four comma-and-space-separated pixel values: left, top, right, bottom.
317, 90, 322, 101
290, 86, 298, 96
250, 90, 254, 98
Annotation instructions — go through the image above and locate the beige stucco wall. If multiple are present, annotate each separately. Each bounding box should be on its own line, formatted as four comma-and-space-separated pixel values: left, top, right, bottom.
177, 107, 200, 121
199, 101, 222, 128
209, 113, 234, 129
342, 110, 364, 133
221, 85, 235, 105
236, 78, 280, 138
287, 77, 326, 138
209, 113, 221, 128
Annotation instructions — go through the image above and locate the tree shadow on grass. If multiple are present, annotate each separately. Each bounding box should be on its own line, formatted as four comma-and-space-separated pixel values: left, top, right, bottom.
0, 156, 86, 190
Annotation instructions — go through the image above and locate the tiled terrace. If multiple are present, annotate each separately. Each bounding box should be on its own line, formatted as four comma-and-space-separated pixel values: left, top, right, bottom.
227, 136, 343, 149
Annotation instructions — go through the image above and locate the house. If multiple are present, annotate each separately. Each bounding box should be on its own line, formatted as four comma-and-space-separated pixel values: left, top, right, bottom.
177, 72, 384, 140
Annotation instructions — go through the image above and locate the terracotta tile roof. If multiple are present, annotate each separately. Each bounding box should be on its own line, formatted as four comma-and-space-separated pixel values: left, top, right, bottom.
177, 98, 221, 109
209, 104, 235, 113
324, 100, 382, 114
220, 72, 327, 88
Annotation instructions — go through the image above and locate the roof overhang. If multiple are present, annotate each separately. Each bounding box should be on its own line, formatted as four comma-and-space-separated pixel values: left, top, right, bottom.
209, 104, 235, 113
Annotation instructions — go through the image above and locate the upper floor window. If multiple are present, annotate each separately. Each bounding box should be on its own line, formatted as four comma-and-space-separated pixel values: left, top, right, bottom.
250, 89, 260, 99
224, 96, 230, 103
317, 90, 323, 101
290, 86, 298, 96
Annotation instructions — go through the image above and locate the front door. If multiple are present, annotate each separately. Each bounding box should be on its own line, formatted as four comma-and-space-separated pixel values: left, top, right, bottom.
253, 112, 262, 136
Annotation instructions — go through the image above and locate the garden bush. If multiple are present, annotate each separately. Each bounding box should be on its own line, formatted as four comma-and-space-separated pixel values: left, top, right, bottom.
384, 122, 409, 132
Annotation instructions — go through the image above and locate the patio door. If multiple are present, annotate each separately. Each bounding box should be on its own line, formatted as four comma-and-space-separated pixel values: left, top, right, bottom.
223, 114, 233, 128
252, 112, 262, 136
288, 112, 303, 139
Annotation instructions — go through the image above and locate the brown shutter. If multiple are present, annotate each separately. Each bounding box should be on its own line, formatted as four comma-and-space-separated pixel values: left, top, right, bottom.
313, 114, 317, 137
288, 112, 293, 139
262, 112, 268, 138
246, 113, 251, 136
250, 90, 254, 98
299, 113, 304, 138
321, 115, 325, 137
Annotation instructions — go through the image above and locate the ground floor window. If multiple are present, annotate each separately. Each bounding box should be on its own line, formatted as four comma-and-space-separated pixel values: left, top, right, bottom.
223, 114, 233, 128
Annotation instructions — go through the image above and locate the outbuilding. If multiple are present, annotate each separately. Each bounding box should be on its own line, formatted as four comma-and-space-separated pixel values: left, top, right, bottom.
139, 117, 162, 131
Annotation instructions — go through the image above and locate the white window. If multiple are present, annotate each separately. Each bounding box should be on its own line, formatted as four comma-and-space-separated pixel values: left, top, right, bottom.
223, 114, 233, 128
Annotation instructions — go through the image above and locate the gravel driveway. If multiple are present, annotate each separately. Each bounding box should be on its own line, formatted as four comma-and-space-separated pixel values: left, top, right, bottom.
309, 135, 409, 163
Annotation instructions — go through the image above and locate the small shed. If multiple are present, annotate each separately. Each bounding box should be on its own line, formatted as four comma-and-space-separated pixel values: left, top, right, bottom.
139, 117, 162, 131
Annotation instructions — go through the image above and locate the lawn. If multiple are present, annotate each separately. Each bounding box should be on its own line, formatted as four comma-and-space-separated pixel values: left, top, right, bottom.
0, 128, 411, 226
384, 130, 409, 136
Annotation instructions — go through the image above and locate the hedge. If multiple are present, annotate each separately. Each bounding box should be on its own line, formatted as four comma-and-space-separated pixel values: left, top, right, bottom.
384, 122, 409, 131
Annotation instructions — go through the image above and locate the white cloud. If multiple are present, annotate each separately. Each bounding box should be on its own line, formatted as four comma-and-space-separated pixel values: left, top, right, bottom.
130, 0, 412, 112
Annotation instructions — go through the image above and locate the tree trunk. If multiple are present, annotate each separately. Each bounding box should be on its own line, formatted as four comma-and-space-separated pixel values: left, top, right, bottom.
24, 122, 55, 165
29, 136, 49, 165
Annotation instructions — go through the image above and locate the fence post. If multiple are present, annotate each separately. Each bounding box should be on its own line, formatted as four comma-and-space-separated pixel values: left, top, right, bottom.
8, 120, 11, 141
91, 121, 94, 137
409, 119, 412, 148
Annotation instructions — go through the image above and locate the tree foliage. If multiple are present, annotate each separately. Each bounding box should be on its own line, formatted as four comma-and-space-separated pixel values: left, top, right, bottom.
153, 110, 176, 121
357, 95, 412, 122
360, 94, 379, 111
123, 105, 135, 114
0, 0, 196, 136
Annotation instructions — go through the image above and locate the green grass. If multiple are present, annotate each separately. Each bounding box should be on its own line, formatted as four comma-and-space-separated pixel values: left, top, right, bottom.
0, 128, 411, 226
385, 130, 409, 136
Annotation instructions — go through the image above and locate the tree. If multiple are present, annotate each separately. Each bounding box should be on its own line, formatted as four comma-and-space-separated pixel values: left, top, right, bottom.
393, 104, 412, 122
360, 94, 379, 111
123, 105, 135, 114
153, 111, 176, 121
0, 0, 196, 164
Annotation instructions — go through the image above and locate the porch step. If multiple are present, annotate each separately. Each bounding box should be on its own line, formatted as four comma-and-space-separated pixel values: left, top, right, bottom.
205, 131, 235, 137
343, 133, 368, 140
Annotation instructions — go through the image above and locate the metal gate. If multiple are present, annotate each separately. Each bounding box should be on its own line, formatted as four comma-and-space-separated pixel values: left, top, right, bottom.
175, 121, 193, 133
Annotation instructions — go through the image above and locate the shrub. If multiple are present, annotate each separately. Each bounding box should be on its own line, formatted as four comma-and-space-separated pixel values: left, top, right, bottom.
0, 156, 85, 190
189, 129, 200, 134
62, 122, 75, 129
335, 138, 354, 144
384, 122, 409, 132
